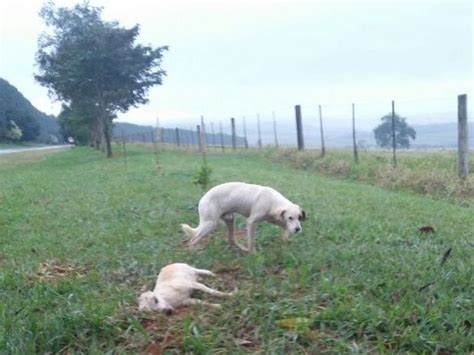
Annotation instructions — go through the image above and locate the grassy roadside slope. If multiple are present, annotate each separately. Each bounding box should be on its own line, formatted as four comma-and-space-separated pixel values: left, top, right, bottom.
263, 148, 474, 205
1, 146, 473, 353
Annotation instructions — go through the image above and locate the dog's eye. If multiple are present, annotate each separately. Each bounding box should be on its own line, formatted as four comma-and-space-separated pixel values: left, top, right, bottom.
289, 216, 293, 220
153, 297, 158, 304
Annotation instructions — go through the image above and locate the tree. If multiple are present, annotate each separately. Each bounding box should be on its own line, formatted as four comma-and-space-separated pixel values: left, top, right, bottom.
57, 103, 93, 145
4, 110, 39, 141
0, 111, 6, 139
5, 120, 23, 141
373, 113, 416, 149
35, 2, 168, 157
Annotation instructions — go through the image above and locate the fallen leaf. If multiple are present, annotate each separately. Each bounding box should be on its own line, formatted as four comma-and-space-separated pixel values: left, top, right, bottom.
276, 317, 311, 330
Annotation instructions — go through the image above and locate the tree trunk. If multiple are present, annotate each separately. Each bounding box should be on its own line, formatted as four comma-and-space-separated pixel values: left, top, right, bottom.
100, 116, 113, 158
104, 123, 112, 158
100, 129, 106, 153
91, 118, 101, 150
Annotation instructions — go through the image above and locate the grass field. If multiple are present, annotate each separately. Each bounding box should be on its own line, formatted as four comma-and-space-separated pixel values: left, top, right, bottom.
1, 146, 473, 353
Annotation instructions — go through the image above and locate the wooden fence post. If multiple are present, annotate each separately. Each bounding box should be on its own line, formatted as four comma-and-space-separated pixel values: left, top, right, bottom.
243, 117, 249, 149
151, 129, 158, 151
210, 122, 216, 146
175, 127, 180, 147
272, 111, 279, 148
160, 128, 165, 144
188, 126, 194, 146
257, 114, 262, 149
200, 115, 207, 148
197, 125, 202, 152
352, 103, 359, 163
391, 100, 397, 167
231, 117, 237, 151
295, 105, 304, 150
319, 105, 325, 157
121, 129, 127, 165
155, 117, 160, 143
458, 94, 469, 178
219, 121, 225, 152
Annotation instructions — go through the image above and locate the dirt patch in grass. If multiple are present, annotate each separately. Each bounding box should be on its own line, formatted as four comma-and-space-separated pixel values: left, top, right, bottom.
31, 260, 88, 282
137, 307, 195, 354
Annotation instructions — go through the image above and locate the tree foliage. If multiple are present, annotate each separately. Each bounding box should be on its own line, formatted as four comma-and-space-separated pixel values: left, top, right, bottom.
4, 120, 23, 141
57, 103, 93, 145
373, 113, 416, 149
35, 1, 168, 156
4, 110, 39, 141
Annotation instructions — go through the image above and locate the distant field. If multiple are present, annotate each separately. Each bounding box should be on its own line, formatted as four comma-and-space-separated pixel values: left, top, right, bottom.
0, 146, 473, 353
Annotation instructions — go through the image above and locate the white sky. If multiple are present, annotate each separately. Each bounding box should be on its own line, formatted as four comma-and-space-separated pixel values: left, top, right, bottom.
0, 0, 472, 129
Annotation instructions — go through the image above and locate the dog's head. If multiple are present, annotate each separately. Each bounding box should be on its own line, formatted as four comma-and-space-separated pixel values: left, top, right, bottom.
138, 291, 173, 314
276, 205, 306, 235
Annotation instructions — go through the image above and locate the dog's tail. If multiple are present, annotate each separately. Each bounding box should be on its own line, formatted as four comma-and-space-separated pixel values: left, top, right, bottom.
181, 224, 197, 241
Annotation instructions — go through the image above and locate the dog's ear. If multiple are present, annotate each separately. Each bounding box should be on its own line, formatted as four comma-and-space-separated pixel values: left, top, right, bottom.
299, 209, 306, 221
274, 208, 286, 222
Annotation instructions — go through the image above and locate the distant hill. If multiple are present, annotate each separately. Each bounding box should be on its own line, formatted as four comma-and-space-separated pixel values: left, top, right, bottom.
410, 122, 474, 148
113, 121, 246, 146
0, 78, 62, 143
261, 121, 473, 149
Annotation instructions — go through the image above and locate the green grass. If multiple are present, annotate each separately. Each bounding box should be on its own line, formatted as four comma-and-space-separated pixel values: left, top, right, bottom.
1, 146, 473, 353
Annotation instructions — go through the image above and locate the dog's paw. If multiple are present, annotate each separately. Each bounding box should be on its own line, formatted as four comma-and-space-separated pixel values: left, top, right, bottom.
281, 230, 290, 241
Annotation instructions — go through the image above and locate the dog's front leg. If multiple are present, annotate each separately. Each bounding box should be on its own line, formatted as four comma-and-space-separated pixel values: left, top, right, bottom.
246, 220, 258, 253
191, 267, 216, 278
281, 229, 290, 241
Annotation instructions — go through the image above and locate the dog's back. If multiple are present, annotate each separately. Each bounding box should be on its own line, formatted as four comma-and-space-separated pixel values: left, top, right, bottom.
157, 263, 198, 286
199, 182, 281, 217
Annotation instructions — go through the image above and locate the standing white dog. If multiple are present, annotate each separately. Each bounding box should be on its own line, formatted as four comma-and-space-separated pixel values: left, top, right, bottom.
138, 263, 235, 313
181, 182, 306, 253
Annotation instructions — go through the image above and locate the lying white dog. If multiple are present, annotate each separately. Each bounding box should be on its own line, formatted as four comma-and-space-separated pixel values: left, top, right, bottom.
138, 263, 235, 313
181, 182, 306, 253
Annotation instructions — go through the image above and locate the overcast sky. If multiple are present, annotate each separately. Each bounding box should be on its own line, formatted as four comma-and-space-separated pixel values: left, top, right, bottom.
0, 0, 472, 129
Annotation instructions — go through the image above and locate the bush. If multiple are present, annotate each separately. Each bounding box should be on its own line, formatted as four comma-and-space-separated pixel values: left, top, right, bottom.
193, 164, 212, 191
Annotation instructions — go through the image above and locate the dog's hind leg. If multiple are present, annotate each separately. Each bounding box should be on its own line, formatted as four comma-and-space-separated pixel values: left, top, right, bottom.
190, 282, 236, 297
222, 213, 239, 250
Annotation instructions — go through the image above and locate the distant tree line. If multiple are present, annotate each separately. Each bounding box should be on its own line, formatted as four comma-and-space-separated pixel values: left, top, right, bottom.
35, 2, 168, 157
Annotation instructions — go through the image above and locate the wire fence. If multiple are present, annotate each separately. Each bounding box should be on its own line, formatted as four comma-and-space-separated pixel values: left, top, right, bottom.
113, 94, 472, 176
114, 95, 474, 178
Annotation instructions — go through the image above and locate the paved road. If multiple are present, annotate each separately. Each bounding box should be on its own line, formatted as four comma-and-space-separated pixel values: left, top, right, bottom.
0, 145, 73, 155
